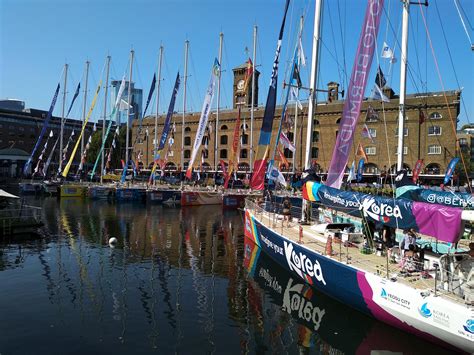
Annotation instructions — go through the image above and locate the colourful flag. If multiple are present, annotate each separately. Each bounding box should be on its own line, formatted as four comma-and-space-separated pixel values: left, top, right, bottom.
381, 42, 393, 59
361, 124, 375, 143
279, 131, 296, 152
356, 143, 368, 162
268, 166, 287, 187
325, 0, 384, 188
443, 157, 460, 185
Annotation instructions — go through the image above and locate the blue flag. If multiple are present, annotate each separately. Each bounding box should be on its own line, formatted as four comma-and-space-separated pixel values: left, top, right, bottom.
356, 159, 365, 182
443, 157, 460, 185
143, 73, 156, 118
66, 82, 81, 118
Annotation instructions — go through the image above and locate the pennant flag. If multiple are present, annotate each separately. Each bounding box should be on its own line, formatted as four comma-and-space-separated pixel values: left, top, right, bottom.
143, 73, 156, 118
356, 143, 368, 162
443, 157, 460, 185
23, 83, 60, 176
298, 36, 306, 67
325, 0, 383, 188
243, 58, 254, 92
381, 42, 393, 59
347, 161, 356, 182
361, 124, 375, 143
412, 159, 424, 183
66, 82, 81, 118
356, 159, 365, 182
268, 166, 287, 187
185, 60, 220, 180
372, 84, 390, 102
279, 131, 296, 152
277, 147, 289, 168
419, 110, 426, 125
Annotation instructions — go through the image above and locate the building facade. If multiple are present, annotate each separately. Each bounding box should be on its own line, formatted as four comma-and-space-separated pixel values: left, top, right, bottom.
132, 62, 461, 180
110, 80, 143, 126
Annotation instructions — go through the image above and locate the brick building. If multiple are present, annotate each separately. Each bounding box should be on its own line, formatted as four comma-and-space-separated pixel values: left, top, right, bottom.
132, 62, 461, 180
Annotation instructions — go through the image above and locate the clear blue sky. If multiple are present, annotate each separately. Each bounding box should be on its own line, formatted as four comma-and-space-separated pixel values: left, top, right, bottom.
1, 0, 472, 126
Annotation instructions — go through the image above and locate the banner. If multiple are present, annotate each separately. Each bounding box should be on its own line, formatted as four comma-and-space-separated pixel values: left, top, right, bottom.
412, 159, 424, 183
356, 159, 365, 182
185, 59, 220, 179
443, 157, 460, 185
224, 106, 241, 188
399, 188, 474, 209
62, 80, 102, 177
326, 0, 384, 188
303, 182, 463, 243
23, 83, 60, 176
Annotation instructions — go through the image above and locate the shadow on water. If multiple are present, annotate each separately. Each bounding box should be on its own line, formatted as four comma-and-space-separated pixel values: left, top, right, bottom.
0, 197, 455, 354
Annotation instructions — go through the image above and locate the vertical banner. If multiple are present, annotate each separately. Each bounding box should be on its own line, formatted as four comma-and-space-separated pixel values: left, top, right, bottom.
185, 59, 220, 180
356, 159, 365, 182
412, 159, 424, 183
224, 106, 241, 188
23, 83, 60, 176
443, 157, 460, 185
326, 0, 384, 188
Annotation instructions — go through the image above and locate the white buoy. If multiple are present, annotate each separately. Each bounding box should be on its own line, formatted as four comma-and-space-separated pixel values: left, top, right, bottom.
108, 237, 118, 247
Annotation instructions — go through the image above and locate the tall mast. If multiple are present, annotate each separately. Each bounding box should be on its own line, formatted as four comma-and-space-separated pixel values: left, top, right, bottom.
100, 55, 111, 184
181, 40, 189, 170
250, 25, 257, 173
396, 0, 410, 171
303, 0, 323, 171
125, 49, 134, 167
293, 16, 304, 175
302, 0, 323, 222
154, 45, 164, 157
59, 63, 68, 173
80, 61, 90, 157
214, 33, 223, 172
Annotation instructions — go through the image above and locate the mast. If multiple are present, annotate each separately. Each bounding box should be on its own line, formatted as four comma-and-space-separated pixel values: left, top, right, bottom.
302, 0, 323, 222
59, 63, 68, 173
154, 46, 164, 157
214, 33, 223, 172
396, 0, 409, 171
250, 25, 257, 173
80, 61, 90, 157
181, 40, 189, 170
125, 49, 134, 168
293, 16, 304, 175
100, 56, 111, 184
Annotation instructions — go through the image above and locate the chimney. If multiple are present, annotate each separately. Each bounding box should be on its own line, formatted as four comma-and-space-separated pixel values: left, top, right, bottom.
327, 82, 339, 102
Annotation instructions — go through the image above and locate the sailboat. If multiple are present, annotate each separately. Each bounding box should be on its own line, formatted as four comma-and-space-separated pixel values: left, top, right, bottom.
244, 1, 473, 353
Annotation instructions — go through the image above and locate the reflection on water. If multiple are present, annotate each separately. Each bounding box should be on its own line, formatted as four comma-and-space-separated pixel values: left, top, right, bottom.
0, 198, 452, 354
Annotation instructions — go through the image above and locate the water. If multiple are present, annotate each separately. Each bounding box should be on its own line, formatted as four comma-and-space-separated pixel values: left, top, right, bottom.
0, 198, 454, 354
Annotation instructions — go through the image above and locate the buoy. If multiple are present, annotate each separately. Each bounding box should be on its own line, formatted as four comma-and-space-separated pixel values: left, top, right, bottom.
108, 237, 118, 246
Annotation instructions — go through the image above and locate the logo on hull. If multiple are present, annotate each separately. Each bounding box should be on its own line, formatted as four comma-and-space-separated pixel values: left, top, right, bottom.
418, 302, 432, 318
284, 241, 326, 286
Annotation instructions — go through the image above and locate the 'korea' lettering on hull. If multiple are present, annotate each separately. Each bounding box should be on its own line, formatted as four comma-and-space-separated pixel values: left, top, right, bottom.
284, 241, 326, 285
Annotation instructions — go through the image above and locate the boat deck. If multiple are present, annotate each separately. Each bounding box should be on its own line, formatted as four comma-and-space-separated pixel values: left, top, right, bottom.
250, 204, 473, 307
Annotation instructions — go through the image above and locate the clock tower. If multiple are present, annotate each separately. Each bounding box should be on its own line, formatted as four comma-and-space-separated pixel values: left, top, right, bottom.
232, 61, 259, 109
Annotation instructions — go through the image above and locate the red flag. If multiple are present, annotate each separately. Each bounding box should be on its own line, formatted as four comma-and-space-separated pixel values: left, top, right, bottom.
412, 159, 424, 183
250, 159, 267, 190
356, 143, 368, 162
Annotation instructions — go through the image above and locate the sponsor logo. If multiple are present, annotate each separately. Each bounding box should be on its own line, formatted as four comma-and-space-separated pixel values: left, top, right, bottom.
463, 319, 474, 334
425, 193, 474, 208
259, 267, 282, 294
418, 302, 432, 318
245, 217, 252, 234
284, 241, 326, 286
359, 198, 402, 223
282, 278, 325, 331
380, 288, 410, 309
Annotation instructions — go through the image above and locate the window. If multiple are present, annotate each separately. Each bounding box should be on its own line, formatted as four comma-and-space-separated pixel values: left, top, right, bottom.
336, 118, 341, 124
220, 149, 227, 159
429, 112, 442, 119
395, 146, 408, 155
184, 136, 191, 146
313, 119, 320, 126
240, 149, 248, 159
284, 148, 293, 159
395, 127, 409, 137
459, 138, 468, 147
312, 131, 319, 143
241, 134, 248, 145
220, 135, 228, 145
184, 150, 191, 159
185, 126, 191, 132
368, 128, 376, 137
202, 149, 209, 159
428, 145, 442, 155
286, 132, 294, 141
220, 125, 228, 130
311, 147, 319, 159
365, 146, 376, 155
428, 126, 442, 135
201, 136, 208, 145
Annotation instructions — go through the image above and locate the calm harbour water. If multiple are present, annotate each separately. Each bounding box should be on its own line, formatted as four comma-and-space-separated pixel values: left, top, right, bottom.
0, 198, 454, 354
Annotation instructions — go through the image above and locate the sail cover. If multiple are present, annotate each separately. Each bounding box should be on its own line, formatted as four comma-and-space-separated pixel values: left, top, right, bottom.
303, 181, 463, 243
326, 0, 384, 188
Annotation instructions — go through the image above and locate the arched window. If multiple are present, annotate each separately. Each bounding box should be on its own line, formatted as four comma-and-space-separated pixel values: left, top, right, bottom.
202, 162, 211, 171
429, 112, 442, 119
184, 150, 191, 159
336, 117, 341, 124
240, 123, 249, 131
220, 124, 228, 130
363, 163, 379, 174
240, 149, 248, 159
425, 163, 441, 174
220, 135, 228, 145
184, 136, 191, 146
185, 126, 191, 132
165, 162, 177, 171
220, 149, 228, 159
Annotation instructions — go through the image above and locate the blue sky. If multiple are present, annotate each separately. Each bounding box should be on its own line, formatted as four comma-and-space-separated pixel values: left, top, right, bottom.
0, 0, 472, 126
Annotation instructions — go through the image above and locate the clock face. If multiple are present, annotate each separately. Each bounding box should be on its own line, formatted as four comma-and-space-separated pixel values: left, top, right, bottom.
237, 79, 245, 91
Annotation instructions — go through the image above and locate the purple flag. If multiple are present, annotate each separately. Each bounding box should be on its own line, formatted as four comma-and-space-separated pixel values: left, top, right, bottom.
326, 0, 384, 188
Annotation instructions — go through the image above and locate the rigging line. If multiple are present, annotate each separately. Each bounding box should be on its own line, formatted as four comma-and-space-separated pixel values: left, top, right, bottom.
336, 0, 348, 91
453, 0, 474, 47
457, 0, 473, 31
319, 39, 348, 84
434, 0, 471, 124
326, 0, 343, 88
408, 12, 426, 92
189, 50, 203, 112
418, 0, 472, 193
221, 39, 232, 109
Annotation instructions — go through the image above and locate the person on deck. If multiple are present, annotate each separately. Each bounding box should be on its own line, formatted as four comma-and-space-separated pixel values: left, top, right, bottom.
282, 197, 292, 227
